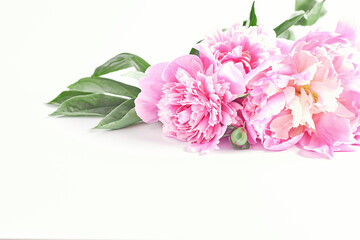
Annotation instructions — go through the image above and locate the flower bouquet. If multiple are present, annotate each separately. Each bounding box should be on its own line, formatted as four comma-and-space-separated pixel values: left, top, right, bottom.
49, 0, 360, 157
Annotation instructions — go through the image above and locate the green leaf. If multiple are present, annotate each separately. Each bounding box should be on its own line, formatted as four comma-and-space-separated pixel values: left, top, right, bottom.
296, 0, 316, 11
295, 0, 326, 26
242, 20, 248, 27
278, 29, 296, 40
247, 1, 257, 27
48, 90, 92, 105
296, 0, 313, 11
189, 48, 199, 56
297, 0, 325, 26
121, 71, 147, 80
273, 11, 306, 37
189, 39, 203, 56
92, 53, 150, 77
95, 99, 141, 130
50, 93, 126, 117
68, 77, 140, 98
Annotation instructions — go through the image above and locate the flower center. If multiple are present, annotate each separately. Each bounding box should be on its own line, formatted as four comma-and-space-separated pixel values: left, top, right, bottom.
295, 84, 318, 103
241, 50, 251, 63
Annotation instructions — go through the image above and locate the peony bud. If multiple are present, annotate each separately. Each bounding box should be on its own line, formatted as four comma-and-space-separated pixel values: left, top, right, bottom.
230, 127, 250, 150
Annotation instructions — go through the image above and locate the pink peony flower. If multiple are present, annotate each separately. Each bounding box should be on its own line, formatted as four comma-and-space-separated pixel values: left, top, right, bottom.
241, 21, 360, 157
196, 24, 280, 73
135, 55, 246, 152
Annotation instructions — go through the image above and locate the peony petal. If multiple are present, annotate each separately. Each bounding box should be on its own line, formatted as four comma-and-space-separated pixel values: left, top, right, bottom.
189, 125, 227, 153
270, 113, 293, 140
315, 112, 353, 146
298, 131, 333, 157
288, 96, 302, 128
293, 64, 318, 86
283, 86, 296, 104
217, 62, 246, 95
263, 133, 303, 151
292, 47, 318, 73
196, 43, 217, 71
310, 79, 342, 113
162, 55, 203, 82
276, 38, 293, 55
245, 55, 283, 85
335, 101, 356, 119
135, 62, 168, 123
256, 93, 286, 121
335, 20, 358, 46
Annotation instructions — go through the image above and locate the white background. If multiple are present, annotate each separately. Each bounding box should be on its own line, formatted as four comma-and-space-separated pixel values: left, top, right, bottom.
1, 0, 360, 239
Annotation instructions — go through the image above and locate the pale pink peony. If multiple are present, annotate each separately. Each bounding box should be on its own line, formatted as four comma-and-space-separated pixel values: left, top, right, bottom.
135, 55, 246, 152
196, 24, 280, 73
241, 21, 360, 157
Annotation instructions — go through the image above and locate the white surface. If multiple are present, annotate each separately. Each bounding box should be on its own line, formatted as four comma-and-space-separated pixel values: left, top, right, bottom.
1, 0, 360, 239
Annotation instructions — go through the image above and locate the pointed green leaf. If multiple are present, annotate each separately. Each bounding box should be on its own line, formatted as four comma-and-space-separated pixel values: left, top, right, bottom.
92, 53, 150, 77
295, 0, 326, 26
189, 48, 199, 56
121, 71, 147, 80
189, 39, 203, 56
48, 90, 92, 105
274, 11, 306, 37
247, 1, 257, 27
95, 99, 142, 130
50, 93, 126, 117
68, 77, 140, 98
298, 0, 325, 26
